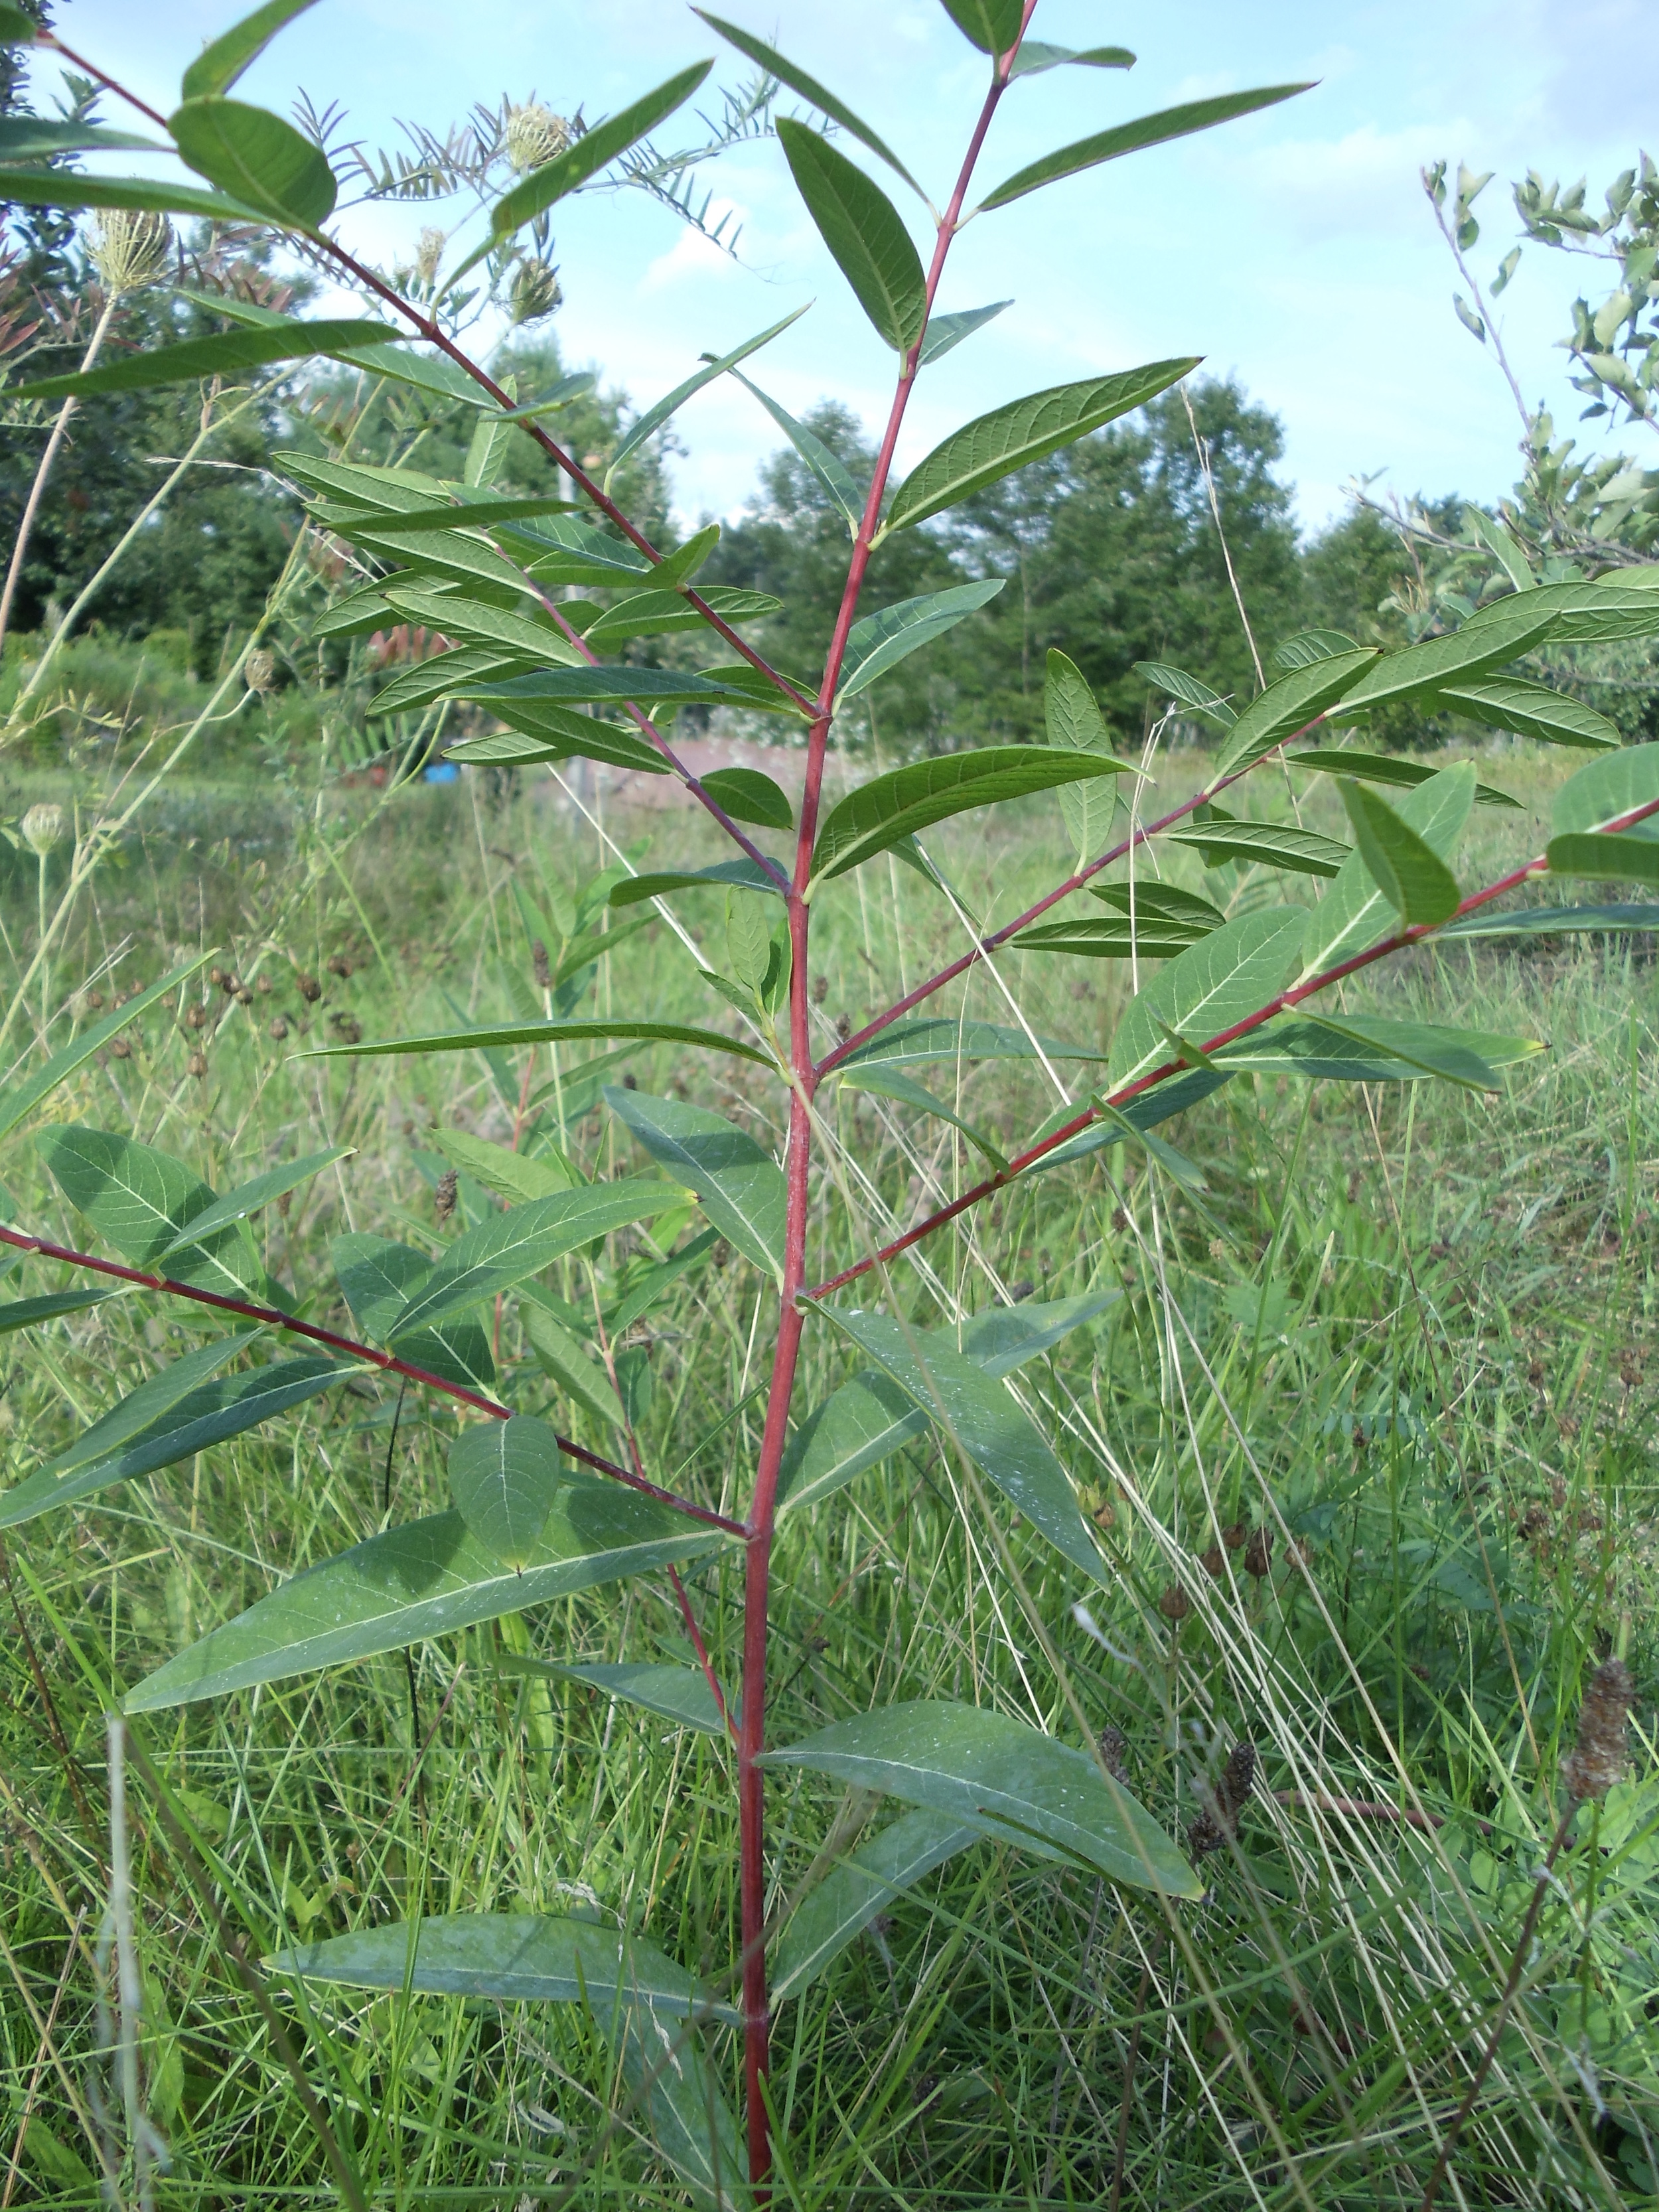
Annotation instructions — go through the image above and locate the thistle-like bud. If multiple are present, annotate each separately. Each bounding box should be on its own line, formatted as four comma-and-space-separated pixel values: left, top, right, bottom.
244, 648, 275, 696
1098, 1724, 1129, 1782
1222, 1520, 1248, 1551
1244, 1525, 1273, 1578
414, 225, 446, 287
435, 1168, 459, 1224
186, 1049, 208, 1078
508, 257, 562, 327
1200, 1543, 1225, 1579
1189, 1741, 1258, 1860
268, 1015, 289, 1041
532, 938, 552, 990
1563, 1657, 1635, 1801
21, 802, 62, 857
504, 100, 571, 173
1157, 1582, 1190, 1623
297, 973, 322, 1002
89, 208, 173, 297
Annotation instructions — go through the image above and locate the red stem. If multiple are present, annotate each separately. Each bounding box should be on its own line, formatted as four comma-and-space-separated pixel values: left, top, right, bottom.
0, 1224, 744, 1536
668, 1562, 733, 1739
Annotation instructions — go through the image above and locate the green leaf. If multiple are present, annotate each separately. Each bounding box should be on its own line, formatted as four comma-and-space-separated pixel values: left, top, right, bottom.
918, 300, 1012, 366
1429, 675, 1619, 750
1546, 832, 1659, 885
0, 119, 167, 157
390, 1182, 683, 1339
694, 11, 921, 193
303, 1014, 772, 1069
776, 119, 926, 353
503, 1655, 725, 1735
1299, 762, 1475, 980
1007, 43, 1136, 78
1133, 659, 1234, 726
1163, 816, 1349, 878
1016, 915, 1208, 958
480, 64, 713, 260
1440, 903, 1659, 940
7, 317, 401, 404
1465, 579, 1659, 644
351, 524, 536, 597
1045, 648, 1120, 864
1107, 907, 1307, 1091
465, 666, 804, 715
837, 1017, 1106, 1072
1290, 747, 1521, 808
579, 585, 780, 647
368, 648, 534, 720
979, 84, 1311, 212
882, 362, 1196, 536
605, 305, 808, 488
35, 1126, 267, 1299
1551, 741, 1659, 837
818, 1307, 1106, 1583
1210, 648, 1378, 780
1332, 599, 1560, 715
838, 1065, 1009, 1169
837, 581, 1005, 704
330, 341, 498, 411
498, 515, 652, 586
760, 1701, 1200, 1895
157, 1147, 349, 1259
378, 583, 584, 666
1216, 1016, 1534, 1089
330, 1234, 494, 1394
426, 1130, 574, 1208
607, 1089, 784, 1284
182, 0, 319, 99
938, 0, 1023, 53
0, 1351, 350, 1530
1338, 781, 1462, 924
444, 718, 672, 777
729, 368, 869, 535
0, 1288, 121, 1334
724, 890, 773, 998
1092, 881, 1224, 931
0, 956, 214, 1142
0, 5, 38, 40
0, 168, 264, 222
952, 1290, 1121, 1375
808, 745, 1127, 892
277, 449, 451, 510
700, 767, 793, 830
1269, 627, 1358, 671
1090, 1099, 1211, 1195
316, 494, 578, 538
609, 858, 788, 908
525, 1305, 626, 1433
448, 1416, 565, 1569
127, 1479, 729, 1710
773, 1808, 977, 2002
169, 97, 336, 226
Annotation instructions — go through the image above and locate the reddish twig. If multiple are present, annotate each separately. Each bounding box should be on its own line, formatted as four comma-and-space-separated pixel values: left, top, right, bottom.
668, 1562, 734, 1740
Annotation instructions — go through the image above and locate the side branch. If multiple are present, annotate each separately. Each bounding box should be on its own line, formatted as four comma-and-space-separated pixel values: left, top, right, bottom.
0, 1224, 744, 1536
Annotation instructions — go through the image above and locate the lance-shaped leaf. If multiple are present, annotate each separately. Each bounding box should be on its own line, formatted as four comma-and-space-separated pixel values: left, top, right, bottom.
126, 1477, 729, 1710
919, 299, 1012, 366
1163, 815, 1349, 878
157, 1147, 349, 1258
1094, 881, 1224, 932
0, 1288, 121, 1334
0, 956, 214, 1141
606, 305, 808, 489
760, 1701, 1200, 1895
449, 1416, 565, 1568
305, 1013, 770, 1069
465, 666, 802, 715
940, 0, 1023, 52
368, 649, 534, 719
169, 96, 336, 226
818, 1307, 1106, 1583
390, 1181, 682, 1339
498, 515, 653, 586
606, 1227, 721, 1336
1441, 903, 1659, 940
881, 361, 1195, 536
446, 719, 672, 777
503, 1654, 725, 1735
580, 585, 780, 648
808, 745, 1127, 891
35, 1127, 267, 1299
1431, 674, 1619, 750
1547, 831, 1659, 885
952, 1290, 1120, 1374
1269, 628, 1358, 670
472, 63, 713, 273
1043, 647, 1118, 865
1008, 44, 1136, 78
1016, 915, 1208, 958
1215, 1016, 1536, 1088
1108, 907, 1306, 1091
606, 1089, 785, 1283
526, 1305, 627, 1433
9, 316, 402, 403
1299, 761, 1475, 980
611, 857, 788, 907
350, 523, 535, 597
1290, 748, 1521, 808
330, 1233, 494, 1393
695, 11, 920, 192
699, 767, 794, 831
182, 0, 320, 99
0, 119, 167, 157
1552, 741, 1659, 838
980, 84, 1311, 211
1134, 658, 1234, 725
1208, 648, 1378, 781
331, 340, 498, 411
773, 1809, 979, 2002
839, 1065, 1008, 1169
0, 5, 36, 40
730, 368, 868, 535
0, 168, 265, 221
1332, 599, 1560, 715
837, 1017, 1106, 1071
316, 493, 579, 537
378, 583, 585, 666
1463, 577, 1659, 644
0, 1353, 353, 1530
837, 581, 1005, 705
1338, 780, 1461, 924
278, 449, 451, 509
777, 119, 925, 354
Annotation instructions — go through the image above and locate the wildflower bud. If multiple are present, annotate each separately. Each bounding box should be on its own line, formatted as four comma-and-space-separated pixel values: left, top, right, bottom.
85, 990, 104, 1011
268, 1015, 289, 1041
1200, 1543, 1225, 1579
88, 206, 172, 296
1098, 1724, 1129, 1781
532, 938, 552, 990
243, 648, 276, 696
835, 1013, 851, 1043
186, 1050, 207, 1078
504, 100, 571, 173
297, 974, 322, 1002
335, 1016, 362, 1045
1244, 1526, 1273, 1578
508, 257, 563, 327
234, 984, 253, 1005
1157, 1582, 1190, 1623
413, 224, 446, 287
1222, 1520, 1248, 1550
220, 972, 239, 996
208, 966, 227, 986
255, 974, 271, 995
1092, 1496, 1116, 1531
277, 1190, 292, 1218
1563, 1657, 1635, 1802
20, 802, 62, 857
110, 1037, 131, 1060
435, 1168, 459, 1225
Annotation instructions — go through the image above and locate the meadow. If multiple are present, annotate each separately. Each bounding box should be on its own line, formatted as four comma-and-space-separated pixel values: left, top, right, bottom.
0, 722, 1654, 2208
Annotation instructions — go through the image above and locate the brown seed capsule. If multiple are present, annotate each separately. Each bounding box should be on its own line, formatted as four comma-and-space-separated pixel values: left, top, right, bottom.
256, 974, 271, 995
811, 974, 828, 1004
110, 1037, 131, 1060
532, 938, 552, 990
1188, 1740, 1258, 1860
1563, 1657, 1635, 1801
184, 1003, 206, 1030
434, 1168, 459, 1225
1200, 1543, 1225, 1579
220, 972, 240, 997
335, 1017, 362, 1045
234, 984, 253, 1005
1092, 1497, 1116, 1531
186, 1050, 207, 1078
1222, 1520, 1248, 1550
1098, 1724, 1129, 1781
208, 965, 227, 986
1244, 1526, 1273, 1578
268, 1015, 289, 1041
326, 953, 352, 979
86, 990, 104, 1011
1158, 1583, 1190, 1622
297, 974, 322, 1002
277, 1189, 292, 1218
835, 1013, 851, 1043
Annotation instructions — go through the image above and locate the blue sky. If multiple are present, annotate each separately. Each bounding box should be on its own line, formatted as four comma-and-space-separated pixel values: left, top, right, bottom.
31, 0, 1659, 536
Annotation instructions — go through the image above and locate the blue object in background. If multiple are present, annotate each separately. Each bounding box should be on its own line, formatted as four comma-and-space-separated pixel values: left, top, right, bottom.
425, 761, 460, 783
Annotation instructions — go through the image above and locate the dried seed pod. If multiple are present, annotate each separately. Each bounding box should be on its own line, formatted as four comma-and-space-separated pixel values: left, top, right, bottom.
335, 1017, 362, 1045
326, 953, 352, 978
811, 974, 828, 1004
109, 1037, 131, 1060
276, 1190, 292, 1218
255, 974, 271, 995
234, 984, 253, 1005
268, 1015, 289, 1041
1188, 1741, 1258, 1860
1244, 1525, 1273, 1578
297, 973, 322, 1002
434, 1168, 459, 1225
532, 938, 552, 990
85, 990, 104, 1010
1092, 1496, 1116, 1531
208, 966, 227, 987
1200, 1543, 1225, 1579
1222, 1520, 1247, 1550
186, 1050, 207, 1078
1098, 1724, 1129, 1782
1157, 1582, 1190, 1623
835, 1013, 851, 1043
184, 1003, 206, 1030
1563, 1657, 1635, 1801
220, 971, 240, 996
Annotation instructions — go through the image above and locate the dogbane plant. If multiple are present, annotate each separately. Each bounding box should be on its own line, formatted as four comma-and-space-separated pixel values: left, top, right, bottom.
7, 1, 1659, 2199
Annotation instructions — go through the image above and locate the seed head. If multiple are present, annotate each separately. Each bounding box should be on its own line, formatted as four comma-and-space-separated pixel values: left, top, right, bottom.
109, 1037, 131, 1061
1222, 1520, 1248, 1550
1200, 1542, 1225, 1579
1244, 1525, 1273, 1578
434, 1168, 459, 1225
413, 225, 446, 287
1157, 1582, 1190, 1623
504, 100, 571, 173
532, 938, 552, 990
186, 1049, 207, 1079
184, 1003, 206, 1031
811, 975, 828, 1005
326, 953, 352, 978
1563, 1658, 1635, 1802
89, 207, 173, 296
508, 257, 563, 327
1188, 1740, 1258, 1860
244, 648, 276, 696
1098, 1724, 1129, 1781
268, 1015, 289, 1041
20, 803, 62, 857
297, 973, 322, 1002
